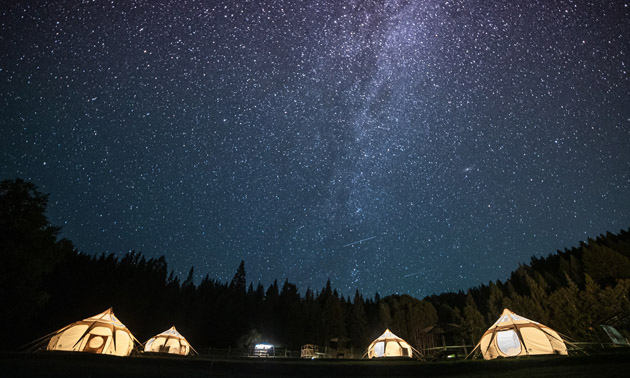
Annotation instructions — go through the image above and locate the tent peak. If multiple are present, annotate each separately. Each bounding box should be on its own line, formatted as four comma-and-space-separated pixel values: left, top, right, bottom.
376, 329, 405, 341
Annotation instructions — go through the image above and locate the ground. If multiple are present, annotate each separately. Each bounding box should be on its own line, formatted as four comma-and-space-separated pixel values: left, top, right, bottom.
2, 350, 629, 377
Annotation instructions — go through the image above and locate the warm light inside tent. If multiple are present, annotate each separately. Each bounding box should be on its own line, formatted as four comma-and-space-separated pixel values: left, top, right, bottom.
473, 308, 568, 360
365, 329, 416, 359
45, 308, 136, 356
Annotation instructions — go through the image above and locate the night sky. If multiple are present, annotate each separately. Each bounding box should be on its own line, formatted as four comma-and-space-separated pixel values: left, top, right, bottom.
1, 0, 629, 298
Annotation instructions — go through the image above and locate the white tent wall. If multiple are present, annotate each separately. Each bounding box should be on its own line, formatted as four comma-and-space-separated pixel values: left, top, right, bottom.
145, 336, 190, 355
47, 324, 89, 352
384, 340, 412, 357
520, 328, 555, 355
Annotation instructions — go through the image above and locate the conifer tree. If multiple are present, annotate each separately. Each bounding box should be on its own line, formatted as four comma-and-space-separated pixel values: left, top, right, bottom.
349, 290, 369, 348
460, 292, 486, 345
0, 179, 74, 346
230, 260, 247, 293
486, 281, 505, 323
583, 243, 630, 286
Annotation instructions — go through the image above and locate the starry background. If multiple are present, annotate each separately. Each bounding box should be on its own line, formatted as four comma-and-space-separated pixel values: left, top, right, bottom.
1, 0, 629, 298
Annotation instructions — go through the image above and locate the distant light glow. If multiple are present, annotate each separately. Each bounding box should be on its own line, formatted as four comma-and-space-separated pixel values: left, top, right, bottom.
255, 344, 274, 350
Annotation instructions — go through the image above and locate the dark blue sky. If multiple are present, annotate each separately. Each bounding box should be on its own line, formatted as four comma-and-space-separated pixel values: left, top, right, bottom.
1, 0, 629, 298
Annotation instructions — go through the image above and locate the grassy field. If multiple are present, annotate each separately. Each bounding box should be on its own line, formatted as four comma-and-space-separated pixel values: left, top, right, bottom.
2, 350, 629, 377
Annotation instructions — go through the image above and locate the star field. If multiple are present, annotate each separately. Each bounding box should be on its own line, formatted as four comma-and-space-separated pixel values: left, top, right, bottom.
1, 0, 629, 297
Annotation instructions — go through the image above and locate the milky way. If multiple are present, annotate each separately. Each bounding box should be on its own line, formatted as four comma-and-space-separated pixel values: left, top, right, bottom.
1, 0, 629, 297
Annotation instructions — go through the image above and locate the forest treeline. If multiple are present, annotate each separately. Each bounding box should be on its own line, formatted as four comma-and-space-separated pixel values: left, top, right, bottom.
1, 178, 630, 352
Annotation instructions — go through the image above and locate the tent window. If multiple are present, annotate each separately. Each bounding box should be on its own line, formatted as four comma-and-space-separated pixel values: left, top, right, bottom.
84, 335, 107, 354
496, 330, 521, 356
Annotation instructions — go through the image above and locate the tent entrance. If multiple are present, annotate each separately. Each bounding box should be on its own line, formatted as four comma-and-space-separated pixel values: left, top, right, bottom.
496, 330, 521, 356
374, 342, 385, 357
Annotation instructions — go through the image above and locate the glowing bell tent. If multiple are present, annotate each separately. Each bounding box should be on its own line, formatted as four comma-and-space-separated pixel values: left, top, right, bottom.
364, 329, 419, 358
470, 308, 568, 359
46, 308, 138, 356
143, 326, 196, 355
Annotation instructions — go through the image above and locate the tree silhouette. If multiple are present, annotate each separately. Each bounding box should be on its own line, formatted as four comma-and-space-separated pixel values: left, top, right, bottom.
349, 290, 369, 348
460, 292, 486, 345
0, 179, 74, 348
230, 260, 247, 293
583, 242, 630, 286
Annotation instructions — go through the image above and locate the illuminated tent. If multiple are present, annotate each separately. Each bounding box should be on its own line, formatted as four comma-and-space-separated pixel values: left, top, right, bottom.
46, 308, 137, 356
144, 326, 196, 355
471, 308, 568, 359
364, 329, 419, 358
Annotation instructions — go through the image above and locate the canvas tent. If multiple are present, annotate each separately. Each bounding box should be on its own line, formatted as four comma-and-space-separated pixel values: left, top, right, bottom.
365, 329, 419, 358
470, 308, 568, 359
144, 326, 196, 355
46, 308, 137, 356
